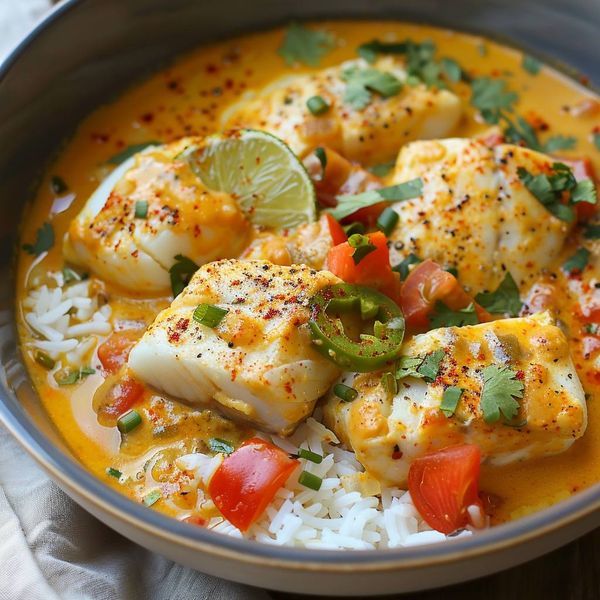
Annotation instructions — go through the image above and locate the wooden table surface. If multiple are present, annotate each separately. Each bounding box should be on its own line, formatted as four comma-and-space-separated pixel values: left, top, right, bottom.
274, 526, 600, 600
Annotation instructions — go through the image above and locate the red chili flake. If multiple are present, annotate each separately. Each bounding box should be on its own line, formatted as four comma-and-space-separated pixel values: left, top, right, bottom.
91, 133, 110, 144
264, 307, 281, 320
205, 63, 219, 74
224, 78, 234, 90
140, 112, 154, 123
515, 370, 525, 380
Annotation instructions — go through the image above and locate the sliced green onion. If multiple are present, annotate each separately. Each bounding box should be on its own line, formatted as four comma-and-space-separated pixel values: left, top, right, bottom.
314, 147, 327, 174
343, 222, 365, 236
134, 200, 149, 219
62, 267, 81, 284
298, 470, 322, 491
80, 366, 96, 376
117, 409, 142, 434
193, 303, 229, 328
306, 95, 330, 115
208, 437, 234, 454
50, 175, 68, 194
392, 253, 422, 280
376, 207, 399, 236
333, 383, 358, 402
106, 467, 122, 479
381, 372, 398, 396
348, 233, 376, 265
445, 266, 459, 278
143, 489, 162, 507
297, 448, 323, 464
440, 386, 463, 417
55, 370, 79, 386
34, 350, 55, 370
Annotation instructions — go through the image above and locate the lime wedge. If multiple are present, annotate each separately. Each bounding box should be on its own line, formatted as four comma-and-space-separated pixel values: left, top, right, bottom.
187, 129, 316, 229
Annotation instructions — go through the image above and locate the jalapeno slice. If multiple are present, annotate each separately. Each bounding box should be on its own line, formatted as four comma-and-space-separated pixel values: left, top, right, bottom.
308, 283, 405, 372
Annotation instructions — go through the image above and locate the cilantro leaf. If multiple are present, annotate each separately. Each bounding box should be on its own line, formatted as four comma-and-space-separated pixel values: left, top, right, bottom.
392, 253, 422, 280
357, 39, 408, 63
584, 224, 600, 239
329, 178, 422, 220
23, 222, 54, 256
107, 141, 161, 165
278, 22, 335, 67
475, 272, 522, 316
397, 349, 445, 382
563, 247, 590, 274
543, 135, 577, 153
430, 302, 479, 329
480, 365, 524, 423
342, 67, 402, 110
440, 386, 463, 417
522, 55, 541, 75
440, 57, 463, 82
502, 114, 541, 149
471, 77, 518, 124
571, 179, 597, 204
169, 254, 199, 297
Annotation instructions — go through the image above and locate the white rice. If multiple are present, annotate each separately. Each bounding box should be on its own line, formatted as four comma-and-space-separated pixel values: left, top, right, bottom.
176, 416, 474, 550
22, 271, 112, 366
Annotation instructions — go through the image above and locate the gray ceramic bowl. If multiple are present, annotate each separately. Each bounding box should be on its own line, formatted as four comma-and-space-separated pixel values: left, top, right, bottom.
1, 0, 599, 595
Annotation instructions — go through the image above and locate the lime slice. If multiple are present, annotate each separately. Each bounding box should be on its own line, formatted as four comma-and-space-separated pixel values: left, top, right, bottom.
187, 129, 316, 229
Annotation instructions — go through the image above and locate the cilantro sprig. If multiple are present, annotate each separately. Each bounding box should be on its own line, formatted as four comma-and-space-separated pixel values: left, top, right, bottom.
480, 365, 524, 424
169, 254, 199, 297
23, 222, 54, 256
328, 178, 423, 220
475, 272, 522, 317
429, 302, 479, 329
397, 349, 445, 382
278, 22, 335, 67
563, 247, 590, 274
517, 162, 597, 223
341, 66, 402, 110
470, 77, 518, 124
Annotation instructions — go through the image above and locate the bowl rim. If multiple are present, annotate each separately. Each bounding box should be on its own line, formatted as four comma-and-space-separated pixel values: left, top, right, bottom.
1, 0, 599, 573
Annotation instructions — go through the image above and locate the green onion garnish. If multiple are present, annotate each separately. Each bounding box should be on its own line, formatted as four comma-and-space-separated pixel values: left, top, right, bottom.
134, 200, 149, 219
306, 95, 330, 115
50, 175, 68, 194
314, 147, 327, 174
193, 303, 229, 328
297, 448, 323, 464
333, 383, 358, 402
143, 489, 162, 507
117, 410, 142, 434
55, 366, 95, 386
343, 222, 365, 236
381, 372, 398, 396
298, 470, 322, 491
208, 437, 234, 454
34, 350, 55, 370
106, 467, 122, 479
376, 207, 399, 236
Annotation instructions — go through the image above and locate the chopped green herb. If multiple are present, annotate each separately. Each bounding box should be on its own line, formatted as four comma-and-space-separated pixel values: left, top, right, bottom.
347, 234, 376, 264
117, 409, 142, 434
343, 222, 365, 236
278, 22, 335, 67
440, 386, 463, 417
440, 57, 463, 82
368, 161, 395, 177
169, 254, 199, 297
585, 323, 599, 335
475, 272, 522, 316
34, 350, 55, 370
314, 147, 327, 174
392, 253, 422, 280
418, 349, 445, 382
376, 206, 399, 236
470, 77, 518, 124
357, 39, 409, 63
342, 66, 402, 110
143, 489, 162, 507
107, 141, 160, 165
584, 224, 600, 239
297, 448, 323, 464
571, 179, 598, 204
333, 383, 358, 402
23, 222, 54, 256
480, 365, 524, 424
208, 438, 234, 454
50, 175, 68, 194
106, 467, 122, 479
563, 247, 590, 274
306, 95, 330, 115
381, 371, 398, 396
134, 200, 148, 219
502, 114, 541, 149
445, 266, 459, 278
62, 267, 82, 284
193, 303, 229, 328
298, 470, 322, 491
543, 135, 577, 153
55, 366, 95, 386
396, 356, 423, 379
522, 55, 541, 75
329, 178, 423, 220
430, 302, 479, 328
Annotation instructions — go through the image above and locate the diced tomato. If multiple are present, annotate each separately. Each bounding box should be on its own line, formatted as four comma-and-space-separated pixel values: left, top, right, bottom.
408, 444, 483, 534
325, 213, 347, 246
208, 438, 298, 531
558, 157, 597, 221
98, 329, 141, 374
183, 515, 207, 527
325, 231, 401, 301
398, 260, 491, 330
97, 376, 145, 420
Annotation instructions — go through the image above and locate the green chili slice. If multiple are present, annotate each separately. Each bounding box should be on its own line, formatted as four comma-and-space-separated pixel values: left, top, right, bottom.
309, 283, 405, 371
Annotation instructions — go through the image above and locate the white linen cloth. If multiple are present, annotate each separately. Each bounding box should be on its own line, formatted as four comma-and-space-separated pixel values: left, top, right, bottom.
0, 4, 270, 599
